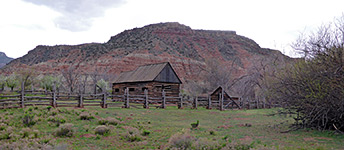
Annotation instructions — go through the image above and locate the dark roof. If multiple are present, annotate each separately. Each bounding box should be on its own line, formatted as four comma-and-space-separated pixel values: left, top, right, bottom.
210, 86, 239, 98
114, 62, 182, 84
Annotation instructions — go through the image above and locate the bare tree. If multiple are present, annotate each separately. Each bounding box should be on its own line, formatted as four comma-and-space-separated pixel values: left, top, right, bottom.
270, 15, 344, 132
61, 65, 80, 93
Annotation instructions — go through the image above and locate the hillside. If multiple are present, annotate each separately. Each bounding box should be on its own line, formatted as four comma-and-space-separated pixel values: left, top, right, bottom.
0, 52, 13, 68
2, 22, 293, 88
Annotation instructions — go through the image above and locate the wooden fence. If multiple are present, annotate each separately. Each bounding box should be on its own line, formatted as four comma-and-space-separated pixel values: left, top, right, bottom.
0, 85, 274, 110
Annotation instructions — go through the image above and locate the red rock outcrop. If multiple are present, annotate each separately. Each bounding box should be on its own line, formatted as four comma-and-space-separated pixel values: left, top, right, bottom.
2, 22, 292, 86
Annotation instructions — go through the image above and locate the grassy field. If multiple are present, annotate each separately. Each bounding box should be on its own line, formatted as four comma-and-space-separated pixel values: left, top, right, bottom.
0, 105, 343, 150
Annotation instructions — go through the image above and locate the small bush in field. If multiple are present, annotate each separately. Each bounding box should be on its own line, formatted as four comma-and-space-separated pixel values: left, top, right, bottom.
122, 127, 141, 142
55, 123, 74, 137
98, 117, 121, 126
98, 118, 107, 125
106, 117, 121, 125
167, 132, 195, 149
22, 113, 36, 127
192, 137, 220, 149
20, 128, 32, 138
209, 129, 216, 135
142, 130, 150, 136
94, 125, 110, 135
47, 115, 66, 126
79, 112, 94, 120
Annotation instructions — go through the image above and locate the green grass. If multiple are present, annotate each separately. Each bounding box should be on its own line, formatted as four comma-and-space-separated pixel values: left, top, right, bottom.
0, 106, 343, 149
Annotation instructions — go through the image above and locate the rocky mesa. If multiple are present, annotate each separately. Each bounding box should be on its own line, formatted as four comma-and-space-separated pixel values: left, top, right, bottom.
2, 22, 293, 86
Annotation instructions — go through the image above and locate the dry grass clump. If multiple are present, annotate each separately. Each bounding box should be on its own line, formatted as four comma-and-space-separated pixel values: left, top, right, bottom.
79, 112, 95, 120
167, 132, 195, 149
94, 125, 110, 135
98, 117, 121, 126
47, 115, 66, 126
166, 130, 220, 149
122, 126, 141, 142
55, 123, 74, 137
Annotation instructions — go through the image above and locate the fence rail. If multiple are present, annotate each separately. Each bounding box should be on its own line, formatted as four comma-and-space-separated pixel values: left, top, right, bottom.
0, 84, 277, 110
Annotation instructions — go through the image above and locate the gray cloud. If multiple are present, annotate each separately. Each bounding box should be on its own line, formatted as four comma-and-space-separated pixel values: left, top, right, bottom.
23, 0, 125, 31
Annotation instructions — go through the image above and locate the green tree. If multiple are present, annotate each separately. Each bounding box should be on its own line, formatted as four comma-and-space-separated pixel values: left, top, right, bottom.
40, 75, 61, 92
6, 74, 18, 91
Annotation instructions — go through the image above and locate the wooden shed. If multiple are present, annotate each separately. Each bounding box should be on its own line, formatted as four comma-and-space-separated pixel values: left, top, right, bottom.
112, 62, 182, 98
210, 86, 240, 110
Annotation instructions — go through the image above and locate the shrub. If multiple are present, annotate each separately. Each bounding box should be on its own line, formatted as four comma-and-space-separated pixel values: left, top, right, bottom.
79, 112, 94, 120
55, 123, 74, 137
192, 137, 220, 150
94, 125, 110, 135
167, 132, 195, 149
20, 128, 32, 138
98, 117, 121, 126
47, 115, 66, 126
98, 118, 107, 125
123, 127, 141, 142
209, 130, 216, 135
106, 117, 121, 125
142, 130, 150, 136
22, 113, 36, 127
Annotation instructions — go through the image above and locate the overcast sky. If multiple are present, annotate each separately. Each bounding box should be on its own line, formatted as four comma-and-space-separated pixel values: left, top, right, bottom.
0, 0, 343, 58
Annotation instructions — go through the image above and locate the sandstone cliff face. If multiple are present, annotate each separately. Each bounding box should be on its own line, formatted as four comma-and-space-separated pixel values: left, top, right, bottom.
0, 52, 13, 68
2, 22, 292, 85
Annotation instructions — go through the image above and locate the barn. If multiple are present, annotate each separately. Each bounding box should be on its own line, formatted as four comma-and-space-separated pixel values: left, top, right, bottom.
210, 86, 240, 109
112, 62, 182, 98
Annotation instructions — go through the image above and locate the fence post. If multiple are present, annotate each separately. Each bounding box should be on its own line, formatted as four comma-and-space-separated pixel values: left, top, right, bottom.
178, 93, 183, 109
161, 89, 166, 109
79, 93, 84, 108
219, 89, 224, 111
52, 82, 57, 108
207, 95, 212, 109
144, 89, 149, 109
20, 81, 25, 108
102, 92, 107, 108
193, 96, 198, 109
124, 87, 130, 108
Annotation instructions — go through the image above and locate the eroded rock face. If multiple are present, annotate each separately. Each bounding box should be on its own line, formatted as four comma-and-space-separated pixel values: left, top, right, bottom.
2, 22, 292, 85
0, 52, 13, 68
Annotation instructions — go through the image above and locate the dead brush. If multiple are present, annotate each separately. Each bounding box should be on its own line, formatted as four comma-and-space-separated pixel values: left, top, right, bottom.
54, 123, 74, 137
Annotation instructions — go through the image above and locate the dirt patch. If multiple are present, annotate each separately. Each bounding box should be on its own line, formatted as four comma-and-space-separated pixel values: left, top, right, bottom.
80, 134, 96, 138
217, 125, 232, 129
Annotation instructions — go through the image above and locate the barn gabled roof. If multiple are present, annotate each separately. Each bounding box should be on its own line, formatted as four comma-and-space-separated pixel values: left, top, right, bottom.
210, 86, 239, 98
113, 62, 182, 84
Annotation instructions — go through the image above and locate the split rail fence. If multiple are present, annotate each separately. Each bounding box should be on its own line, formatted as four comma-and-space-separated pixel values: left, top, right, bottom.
0, 84, 273, 110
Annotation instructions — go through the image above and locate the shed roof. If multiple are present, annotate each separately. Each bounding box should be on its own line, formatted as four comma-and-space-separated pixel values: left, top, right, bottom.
113, 62, 182, 84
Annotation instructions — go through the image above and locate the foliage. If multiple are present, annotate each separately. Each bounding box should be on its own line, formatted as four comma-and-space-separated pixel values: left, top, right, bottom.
270, 15, 344, 132
5, 74, 18, 91
167, 132, 195, 149
190, 120, 199, 128
122, 126, 141, 142
55, 123, 74, 137
40, 75, 61, 92
22, 113, 36, 127
94, 125, 110, 135
79, 112, 94, 120
96, 79, 108, 93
